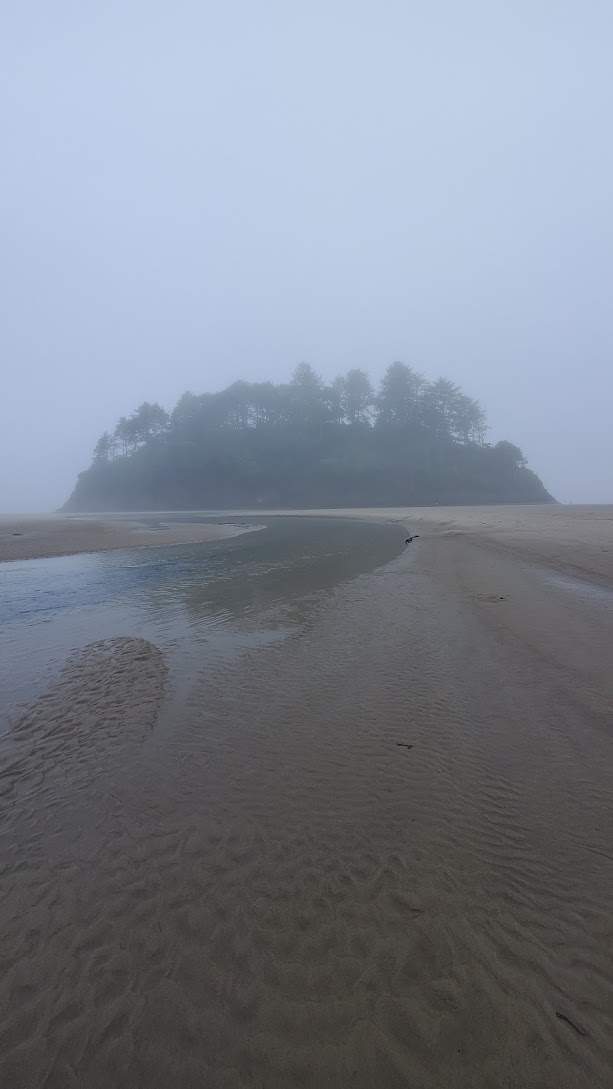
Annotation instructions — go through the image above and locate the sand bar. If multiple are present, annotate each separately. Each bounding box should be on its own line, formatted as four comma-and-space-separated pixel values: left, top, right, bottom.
220, 503, 613, 587
0, 514, 254, 562
3, 505, 612, 584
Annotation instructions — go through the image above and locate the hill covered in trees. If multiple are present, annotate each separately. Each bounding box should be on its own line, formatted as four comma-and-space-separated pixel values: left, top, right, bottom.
64, 363, 553, 511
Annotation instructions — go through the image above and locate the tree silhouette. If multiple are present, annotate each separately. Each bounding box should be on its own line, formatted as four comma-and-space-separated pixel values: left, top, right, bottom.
289, 363, 326, 435
325, 376, 346, 426
376, 362, 425, 428
114, 416, 134, 456
131, 402, 169, 443
92, 432, 114, 464
343, 368, 374, 425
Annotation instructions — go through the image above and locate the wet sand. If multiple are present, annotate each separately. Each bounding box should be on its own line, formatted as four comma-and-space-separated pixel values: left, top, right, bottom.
227, 503, 613, 588
1, 507, 612, 1087
0, 514, 251, 562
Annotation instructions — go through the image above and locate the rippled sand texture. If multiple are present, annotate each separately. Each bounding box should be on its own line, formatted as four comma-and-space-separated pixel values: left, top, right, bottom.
1, 532, 612, 1087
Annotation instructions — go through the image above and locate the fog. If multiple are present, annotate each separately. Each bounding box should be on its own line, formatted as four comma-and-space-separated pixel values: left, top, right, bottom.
1, 1, 612, 512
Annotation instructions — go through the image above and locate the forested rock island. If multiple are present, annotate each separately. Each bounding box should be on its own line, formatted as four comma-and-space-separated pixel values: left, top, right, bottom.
64, 363, 553, 510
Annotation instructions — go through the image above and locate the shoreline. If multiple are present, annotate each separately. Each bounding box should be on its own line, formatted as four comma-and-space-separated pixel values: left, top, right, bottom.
218, 503, 613, 587
3, 504, 613, 587
2, 505, 612, 587
0, 514, 259, 563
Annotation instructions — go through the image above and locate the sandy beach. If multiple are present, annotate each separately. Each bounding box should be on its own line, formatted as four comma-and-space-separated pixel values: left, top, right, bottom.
0, 514, 256, 562
227, 503, 613, 588
1, 506, 612, 1088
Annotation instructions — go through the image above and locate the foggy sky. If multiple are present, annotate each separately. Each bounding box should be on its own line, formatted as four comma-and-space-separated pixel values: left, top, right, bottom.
2, 1, 612, 511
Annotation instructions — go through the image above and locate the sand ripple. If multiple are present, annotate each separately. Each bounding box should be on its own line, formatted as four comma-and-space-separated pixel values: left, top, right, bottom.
0, 549, 611, 1087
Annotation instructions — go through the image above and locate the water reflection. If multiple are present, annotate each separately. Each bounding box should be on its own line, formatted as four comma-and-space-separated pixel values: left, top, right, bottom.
0, 517, 402, 728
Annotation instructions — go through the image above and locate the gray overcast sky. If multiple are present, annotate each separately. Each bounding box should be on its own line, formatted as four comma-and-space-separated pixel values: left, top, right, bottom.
1, 1, 612, 510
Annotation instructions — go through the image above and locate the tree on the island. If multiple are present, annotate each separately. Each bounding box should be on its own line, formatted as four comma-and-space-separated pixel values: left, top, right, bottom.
419, 378, 459, 437
130, 401, 169, 444
92, 431, 114, 464
250, 382, 279, 426
169, 391, 200, 430
221, 381, 256, 430
450, 393, 487, 444
170, 392, 220, 439
343, 368, 374, 425
493, 440, 527, 467
325, 375, 347, 426
114, 416, 134, 456
471, 402, 488, 445
289, 363, 327, 435
376, 361, 425, 428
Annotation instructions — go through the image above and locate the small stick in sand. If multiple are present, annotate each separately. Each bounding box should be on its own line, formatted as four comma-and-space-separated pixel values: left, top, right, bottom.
555, 1011, 589, 1037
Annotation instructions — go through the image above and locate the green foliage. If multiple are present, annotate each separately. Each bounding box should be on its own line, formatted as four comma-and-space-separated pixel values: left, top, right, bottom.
66, 363, 553, 510
376, 362, 425, 427
92, 431, 114, 465
344, 368, 374, 425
